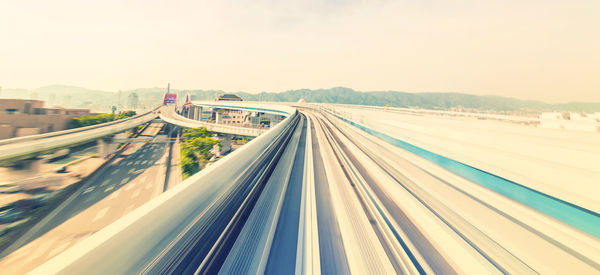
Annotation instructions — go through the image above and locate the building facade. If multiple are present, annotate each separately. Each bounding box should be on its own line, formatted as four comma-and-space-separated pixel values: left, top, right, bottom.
0, 99, 92, 139
215, 109, 251, 126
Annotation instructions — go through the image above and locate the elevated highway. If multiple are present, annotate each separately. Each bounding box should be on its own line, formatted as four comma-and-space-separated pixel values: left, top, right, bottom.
0, 110, 159, 165
27, 102, 599, 274
1, 97, 299, 167
0, 100, 276, 166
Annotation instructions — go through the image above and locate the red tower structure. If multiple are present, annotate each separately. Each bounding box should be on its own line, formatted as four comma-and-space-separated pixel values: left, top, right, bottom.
183, 93, 192, 111
162, 83, 178, 108
162, 93, 178, 107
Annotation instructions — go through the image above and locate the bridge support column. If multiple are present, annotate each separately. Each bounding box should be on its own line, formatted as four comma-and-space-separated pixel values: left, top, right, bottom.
164, 124, 178, 138
193, 106, 201, 120
220, 136, 232, 156
98, 136, 118, 159
0, 157, 45, 186
2, 157, 43, 174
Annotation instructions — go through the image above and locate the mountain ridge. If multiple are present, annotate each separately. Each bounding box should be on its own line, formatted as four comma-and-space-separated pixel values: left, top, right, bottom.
2, 84, 599, 113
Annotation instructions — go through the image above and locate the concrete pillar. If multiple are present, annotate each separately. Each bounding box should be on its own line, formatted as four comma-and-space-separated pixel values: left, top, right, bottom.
168, 125, 178, 138
98, 136, 117, 158
220, 136, 232, 156
0, 157, 46, 185
215, 111, 222, 124
5, 157, 43, 174
194, 106, 200, 120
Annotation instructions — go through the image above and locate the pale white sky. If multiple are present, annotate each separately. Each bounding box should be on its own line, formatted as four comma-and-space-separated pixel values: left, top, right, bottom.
1, 0, 599, 102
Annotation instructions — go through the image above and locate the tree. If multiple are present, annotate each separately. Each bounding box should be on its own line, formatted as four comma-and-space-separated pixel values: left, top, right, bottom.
179, 127, 222, 178
182, 127, 215, 139
68, 110, 137, 129
117, 110, 136, 119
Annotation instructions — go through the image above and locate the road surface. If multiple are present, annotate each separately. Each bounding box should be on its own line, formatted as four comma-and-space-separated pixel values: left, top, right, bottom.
0, 123, 177, 274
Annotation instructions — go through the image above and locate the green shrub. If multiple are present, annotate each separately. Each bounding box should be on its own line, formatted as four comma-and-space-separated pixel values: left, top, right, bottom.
68, 110, 137, 129
179, 127, 222, 178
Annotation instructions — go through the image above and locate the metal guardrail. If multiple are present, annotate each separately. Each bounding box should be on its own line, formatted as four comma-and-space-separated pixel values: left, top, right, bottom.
30, 103, 298, 275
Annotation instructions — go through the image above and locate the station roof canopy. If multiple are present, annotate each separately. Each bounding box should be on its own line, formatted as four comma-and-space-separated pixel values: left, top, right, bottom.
216, 94, 243, 101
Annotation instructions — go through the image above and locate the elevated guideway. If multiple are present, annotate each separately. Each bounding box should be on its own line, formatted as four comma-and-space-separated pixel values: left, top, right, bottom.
319, 103, 600, 215
0, 110, 159, 165
28, 102, 600, 274
30, 102, 298, 274
157, 104, 267, 137
0, 100, 280, 165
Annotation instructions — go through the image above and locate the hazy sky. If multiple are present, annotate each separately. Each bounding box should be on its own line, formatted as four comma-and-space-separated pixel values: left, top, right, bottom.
1, 0, 599, 102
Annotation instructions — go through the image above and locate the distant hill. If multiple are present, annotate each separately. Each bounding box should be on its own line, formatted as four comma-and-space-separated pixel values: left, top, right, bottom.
1, 85, 114, 111
239, 87, 600, 113
2, 85, 599, 113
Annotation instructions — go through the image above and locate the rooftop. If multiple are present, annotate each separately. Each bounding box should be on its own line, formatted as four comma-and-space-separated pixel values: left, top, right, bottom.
216, 94, 243, 101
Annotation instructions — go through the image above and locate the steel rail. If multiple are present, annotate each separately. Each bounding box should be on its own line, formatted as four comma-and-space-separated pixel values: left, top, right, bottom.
218, 115, 304, 274
312, 112, 419, 274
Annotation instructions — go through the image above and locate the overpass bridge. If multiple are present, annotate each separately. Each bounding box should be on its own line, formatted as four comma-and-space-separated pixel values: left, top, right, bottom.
158, 104, 267, 137
15, 101, 598, 275
0, 110, 159, 165
0, 101, 281, 166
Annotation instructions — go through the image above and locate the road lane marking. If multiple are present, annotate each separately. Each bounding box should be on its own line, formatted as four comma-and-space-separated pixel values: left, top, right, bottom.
120, 177, 130, 185
83, 186, 95, 194
128, 168, 135, 174
105, 186, 114, 192
101, 179, 111, 187
135, 160, 141, 165
92, 207, 109, 222
111, 169, 119, 175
